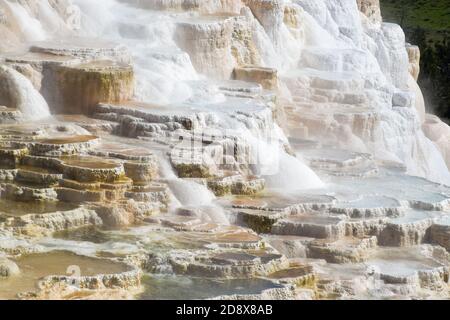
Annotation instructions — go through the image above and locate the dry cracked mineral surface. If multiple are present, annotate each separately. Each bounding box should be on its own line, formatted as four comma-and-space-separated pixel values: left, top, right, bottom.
0, 0, 449, 300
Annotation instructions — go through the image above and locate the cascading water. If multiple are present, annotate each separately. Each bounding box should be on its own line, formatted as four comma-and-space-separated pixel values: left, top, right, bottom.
0, 65, 50, 120
159, 155, 215, 207
0, 0, 447, 185
72, 0, 325, 189
2, 0, 47, 41
285, 0, 450, 185
1, 0, 450, 301
74, 0, 201, 104
264, 152, 326, 190
158, 154, 230, 225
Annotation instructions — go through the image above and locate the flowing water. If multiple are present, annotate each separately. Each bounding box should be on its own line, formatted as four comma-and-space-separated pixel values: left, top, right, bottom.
0, 0, 449, 300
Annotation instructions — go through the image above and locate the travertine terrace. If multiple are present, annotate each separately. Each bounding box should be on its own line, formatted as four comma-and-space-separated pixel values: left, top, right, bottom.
0, 0, 449, 300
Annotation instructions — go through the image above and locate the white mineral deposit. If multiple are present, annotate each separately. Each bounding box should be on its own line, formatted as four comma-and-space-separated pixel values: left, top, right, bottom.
0, 0, 448, 300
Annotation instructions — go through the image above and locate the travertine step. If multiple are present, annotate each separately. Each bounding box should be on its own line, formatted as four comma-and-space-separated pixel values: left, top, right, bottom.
428, 220, 450, 251
168, 248, 288, 278
272, 215, 347, 240
366, 246, 449, 291
306, 236, 378, 263
29, 38, 132, 63
0, 250, 138, 299
266, 262, 316, 288
207, 174, 265, 196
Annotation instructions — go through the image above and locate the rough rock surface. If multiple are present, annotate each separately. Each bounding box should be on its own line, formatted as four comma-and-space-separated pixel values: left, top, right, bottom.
49, 61, 134, 115
233, 66, 278, 90
175, 18, 236, 79
406, 43, 421, 81
0, 0, 449, 301
357, 0, 382, 24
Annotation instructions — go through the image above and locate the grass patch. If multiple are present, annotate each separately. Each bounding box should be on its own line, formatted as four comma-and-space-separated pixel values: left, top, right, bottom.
380, 0, 450, 41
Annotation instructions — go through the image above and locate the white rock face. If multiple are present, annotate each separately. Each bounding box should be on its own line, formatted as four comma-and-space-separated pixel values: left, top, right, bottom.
175, 18, 236, 79
1, 0, 450, 301
282, 0, 450, 184
0, 0, 449, 185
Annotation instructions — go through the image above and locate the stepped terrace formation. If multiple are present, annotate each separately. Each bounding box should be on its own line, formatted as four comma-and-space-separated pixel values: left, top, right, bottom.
0, 0, 449, 300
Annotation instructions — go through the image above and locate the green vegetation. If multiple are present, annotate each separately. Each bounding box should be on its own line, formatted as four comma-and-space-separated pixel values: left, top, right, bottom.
380, 0, 450, 40
380, 0, 450, 122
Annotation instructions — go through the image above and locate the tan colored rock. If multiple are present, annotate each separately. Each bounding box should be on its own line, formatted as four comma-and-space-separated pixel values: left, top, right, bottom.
175, 19, 235, 79
237, 209, 287, 234
233, 66, 278, 90
48, 60, 134, 115
7, 208, 102, 236
28, 135, 99, 157
308, 237, 378, 264
429, 224, 450, 251
2, 182, 58, 201
243, 0, 284, 43
30, 39, 132, 64
272, 215, 347, 240
0, 168, 17, 181
284, 4, 301, 29
124, 184, 170, 209
94, 205, 135, 227
378, 219, 434, 247
57, 156, 125, 183
171, 149, 219, 178
169, 248, 289, 278
406, 43, 420, 81
0, 144, 28, 167
208, 174, 265, 196
123, 160, 158, 183
56, 187, 105, 203
356, 0, 382, 24
172, 161, 217, 178
16, 168, 62, 186
231, 15, 262, 66
263, 235, 312, 258
20, 282, 139, 300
